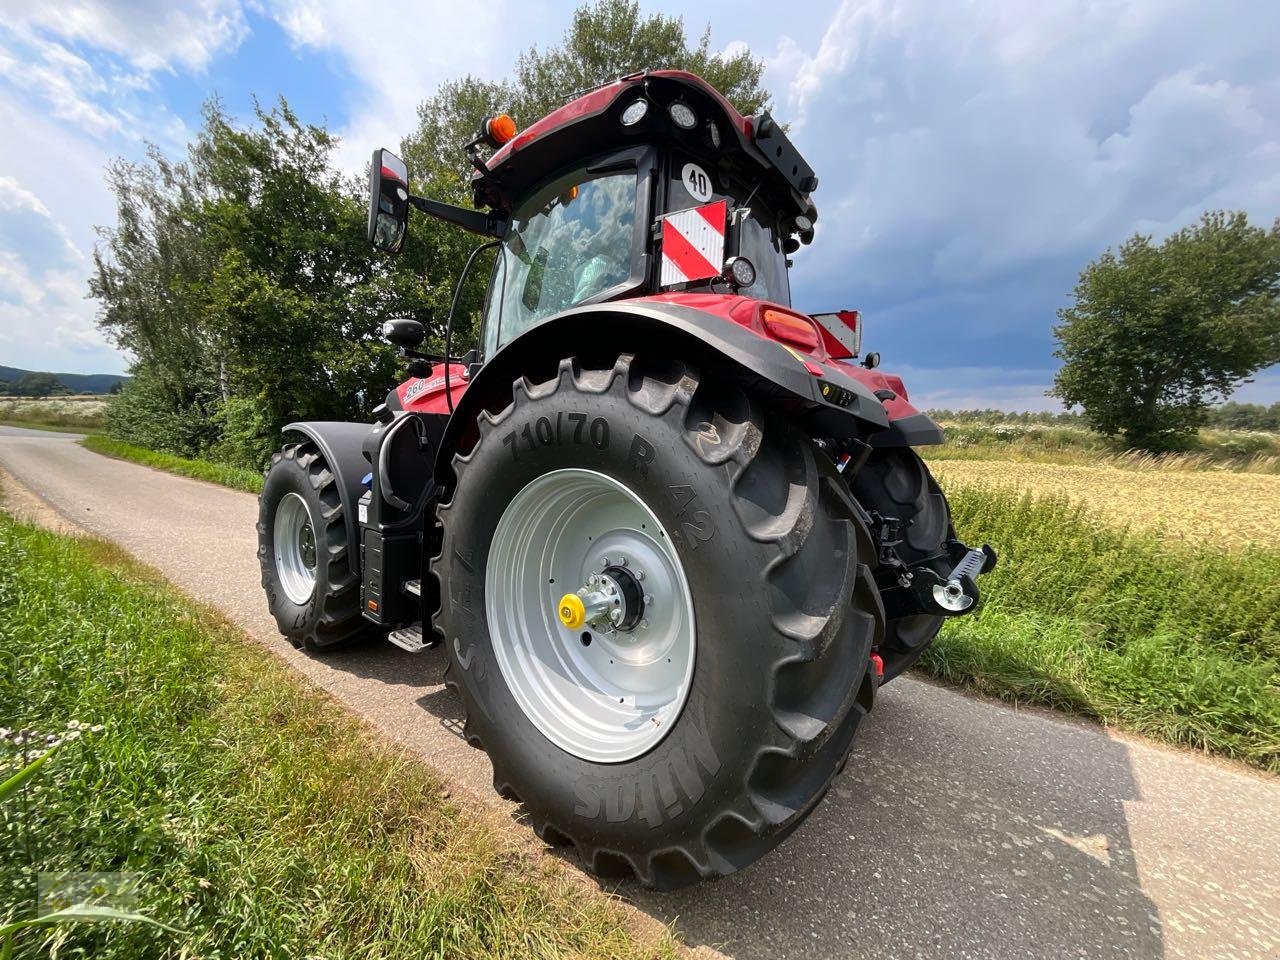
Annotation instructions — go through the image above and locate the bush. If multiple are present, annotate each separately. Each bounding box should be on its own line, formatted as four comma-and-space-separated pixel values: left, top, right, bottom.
207, 395, 278, 471
103, 366, 214, 460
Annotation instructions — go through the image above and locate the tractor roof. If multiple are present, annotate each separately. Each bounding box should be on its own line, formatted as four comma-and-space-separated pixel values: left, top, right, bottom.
470, 70, 818, 225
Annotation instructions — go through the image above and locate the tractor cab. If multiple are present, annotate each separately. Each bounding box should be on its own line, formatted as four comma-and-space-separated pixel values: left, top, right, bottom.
466, 72, 818, 354
370, 71, 820, 360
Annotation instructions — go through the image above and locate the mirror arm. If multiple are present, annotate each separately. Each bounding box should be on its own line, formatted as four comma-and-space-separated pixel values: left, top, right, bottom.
408, 195, 507, 239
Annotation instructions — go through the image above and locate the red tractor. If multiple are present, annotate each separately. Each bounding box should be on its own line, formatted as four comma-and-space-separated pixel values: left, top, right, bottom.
258, 70, 995, 889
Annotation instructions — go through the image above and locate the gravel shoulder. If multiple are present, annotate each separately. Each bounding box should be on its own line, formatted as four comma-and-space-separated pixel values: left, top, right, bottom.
3, 425, 1278, 960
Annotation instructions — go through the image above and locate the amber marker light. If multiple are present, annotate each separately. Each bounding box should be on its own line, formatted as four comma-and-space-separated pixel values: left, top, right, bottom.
484, 113, 518, 147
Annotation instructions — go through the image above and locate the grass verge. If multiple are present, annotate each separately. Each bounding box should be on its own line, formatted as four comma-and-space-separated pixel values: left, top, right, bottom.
0, 512, 676, 958
81, 435, 263, 494
924, 484, 1280, 772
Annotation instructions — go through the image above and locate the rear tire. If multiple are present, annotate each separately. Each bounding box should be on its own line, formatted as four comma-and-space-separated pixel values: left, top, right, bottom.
434, 354, 883, 888
847, 448, 953, 682
258, 441, 366, 652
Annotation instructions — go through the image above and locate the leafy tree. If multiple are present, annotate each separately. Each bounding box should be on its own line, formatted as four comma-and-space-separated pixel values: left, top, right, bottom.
92, 144, 224, 450
1053, 211, 1280, 451
1205, 400, 1280, 432
510, 0, 770, 122
13, 372, 68, 396
94, 99, 433, 465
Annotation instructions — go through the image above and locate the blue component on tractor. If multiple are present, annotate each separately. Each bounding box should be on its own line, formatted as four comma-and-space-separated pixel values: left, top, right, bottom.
361, 472, 373, 489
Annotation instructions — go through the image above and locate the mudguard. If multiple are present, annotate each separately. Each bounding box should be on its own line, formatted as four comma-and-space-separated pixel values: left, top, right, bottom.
282, 421, 372, 577
869, 411, 944, 447
836, 363, 945, 448
433, 300, 891, 482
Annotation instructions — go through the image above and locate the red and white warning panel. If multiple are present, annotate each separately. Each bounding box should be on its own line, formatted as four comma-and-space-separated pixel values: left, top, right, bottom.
660, 199, 727, 287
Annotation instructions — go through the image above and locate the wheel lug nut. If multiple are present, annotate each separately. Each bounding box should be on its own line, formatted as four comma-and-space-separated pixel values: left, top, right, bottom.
644, 595, 653, 605
640, 619, 649, 629
619, 556, 628, 566
634, 570, 644, 581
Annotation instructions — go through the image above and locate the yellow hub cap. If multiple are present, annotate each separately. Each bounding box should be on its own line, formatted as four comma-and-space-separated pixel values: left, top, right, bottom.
557, 593, 586, 629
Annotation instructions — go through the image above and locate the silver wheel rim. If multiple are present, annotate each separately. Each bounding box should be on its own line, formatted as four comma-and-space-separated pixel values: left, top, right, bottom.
274, 492, 318, 605
486, 468, 696, 763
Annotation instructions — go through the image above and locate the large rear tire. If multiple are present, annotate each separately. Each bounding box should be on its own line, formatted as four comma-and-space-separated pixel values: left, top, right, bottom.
847, 448, 953, 682
257, 441, 366, 652
434, 354, 883, 888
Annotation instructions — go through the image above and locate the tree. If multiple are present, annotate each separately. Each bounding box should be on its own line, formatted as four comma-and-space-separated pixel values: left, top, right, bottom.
1052, 211, 1280, 451
510, 0, 770, 122
94, 99, 434, 465
13, 372, 67, 397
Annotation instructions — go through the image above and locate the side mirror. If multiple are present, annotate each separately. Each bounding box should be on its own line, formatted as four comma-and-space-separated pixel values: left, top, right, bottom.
381, 318, 425, 349
862, 351, 881, 370
368, 149, 410, 253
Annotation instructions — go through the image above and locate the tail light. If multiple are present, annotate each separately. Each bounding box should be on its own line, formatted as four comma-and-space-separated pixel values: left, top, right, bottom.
762, 308, 821, 352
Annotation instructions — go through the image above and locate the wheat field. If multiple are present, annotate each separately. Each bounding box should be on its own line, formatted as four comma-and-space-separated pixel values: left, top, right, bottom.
931, 458, 1280, 547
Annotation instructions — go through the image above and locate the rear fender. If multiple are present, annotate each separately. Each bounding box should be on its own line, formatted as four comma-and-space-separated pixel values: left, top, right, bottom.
432, 301, 892, 484
836, 363, 945, 448
282, 421, 372, 576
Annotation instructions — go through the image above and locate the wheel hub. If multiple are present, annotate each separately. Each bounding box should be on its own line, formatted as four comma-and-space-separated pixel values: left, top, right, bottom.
274, 492, 318, 605
486, 469, 695, 763
557, 564, 646, 632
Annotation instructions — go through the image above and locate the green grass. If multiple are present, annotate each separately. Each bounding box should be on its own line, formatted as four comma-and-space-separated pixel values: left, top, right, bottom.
82, 436, 264, 494
922, 485, 1280, 770
0, 513, 676, 959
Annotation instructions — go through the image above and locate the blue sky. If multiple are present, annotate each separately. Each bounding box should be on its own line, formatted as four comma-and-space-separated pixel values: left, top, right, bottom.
1, 0, 1277, 409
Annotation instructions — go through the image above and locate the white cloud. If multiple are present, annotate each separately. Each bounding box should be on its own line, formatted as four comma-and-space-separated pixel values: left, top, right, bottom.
774, 0, 1280, 295
0, 86, 123, 373
0, 0, 248, 73
260, 0, 542, 173
0, 245, 115, 371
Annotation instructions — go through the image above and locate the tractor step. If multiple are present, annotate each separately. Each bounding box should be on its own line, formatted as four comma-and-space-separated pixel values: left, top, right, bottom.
403, 578, 421, 597
388, 622, 436, 653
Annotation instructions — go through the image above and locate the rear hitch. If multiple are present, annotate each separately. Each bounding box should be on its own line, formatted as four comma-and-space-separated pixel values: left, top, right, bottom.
876, 534, 998, 620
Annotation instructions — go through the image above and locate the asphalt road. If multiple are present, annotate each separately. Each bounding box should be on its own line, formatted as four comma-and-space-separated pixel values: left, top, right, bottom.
3, 424, 1278, 960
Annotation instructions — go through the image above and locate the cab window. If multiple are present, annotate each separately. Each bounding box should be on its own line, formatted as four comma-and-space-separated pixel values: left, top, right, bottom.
483, 167, 639, 356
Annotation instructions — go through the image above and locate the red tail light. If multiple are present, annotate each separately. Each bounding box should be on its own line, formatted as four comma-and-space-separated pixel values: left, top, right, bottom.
762, 308, 821, 352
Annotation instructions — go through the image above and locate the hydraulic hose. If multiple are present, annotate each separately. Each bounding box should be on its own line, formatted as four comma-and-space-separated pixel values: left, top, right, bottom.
444, 239, 501, 413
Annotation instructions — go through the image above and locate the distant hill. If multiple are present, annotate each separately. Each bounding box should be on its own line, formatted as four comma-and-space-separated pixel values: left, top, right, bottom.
0, 365, 128, 395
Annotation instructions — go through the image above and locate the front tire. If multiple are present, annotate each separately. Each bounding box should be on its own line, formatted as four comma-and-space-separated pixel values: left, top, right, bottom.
434, 355, 883, 888
257, 441, 366, 651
